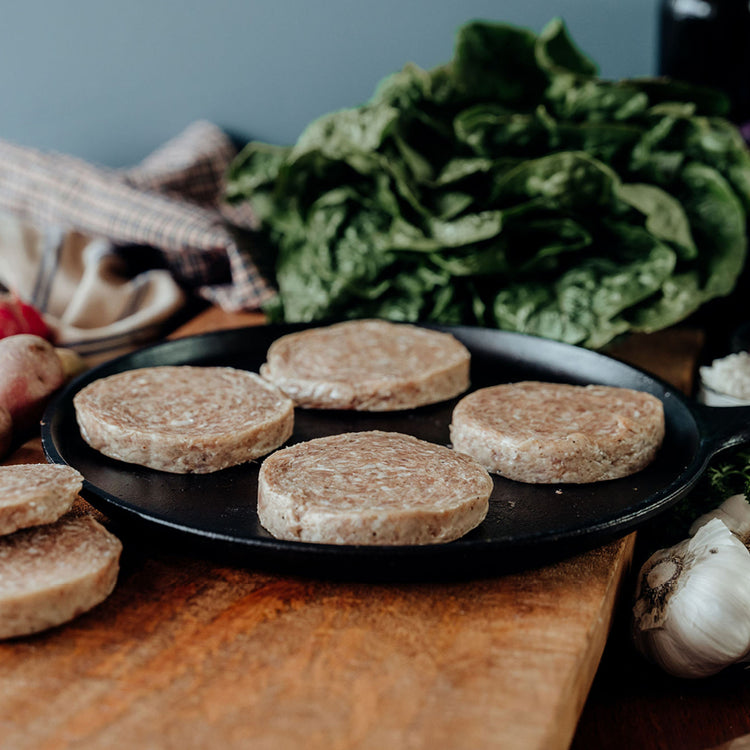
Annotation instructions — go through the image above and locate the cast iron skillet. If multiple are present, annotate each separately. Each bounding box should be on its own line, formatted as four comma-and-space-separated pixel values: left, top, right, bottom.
41, 323, 750, 580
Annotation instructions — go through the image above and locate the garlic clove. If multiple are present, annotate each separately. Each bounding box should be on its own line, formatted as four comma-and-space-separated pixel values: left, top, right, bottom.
633, 518, 750, 678
689, 493, 750, 543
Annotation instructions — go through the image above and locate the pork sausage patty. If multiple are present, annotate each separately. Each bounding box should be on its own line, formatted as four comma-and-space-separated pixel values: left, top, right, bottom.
257, 430, 492, 545
0, 515, 121, 639
450, 381, 665, 483
0, 464, 83, 536
74, 366, 294, 473
260, 319, 470, 411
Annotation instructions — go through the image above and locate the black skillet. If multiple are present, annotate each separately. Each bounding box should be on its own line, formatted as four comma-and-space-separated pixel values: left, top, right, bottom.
41, 323, 750, 581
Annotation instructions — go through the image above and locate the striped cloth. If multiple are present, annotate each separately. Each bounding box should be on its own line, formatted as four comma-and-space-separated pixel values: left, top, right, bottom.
0, 121, 276, 361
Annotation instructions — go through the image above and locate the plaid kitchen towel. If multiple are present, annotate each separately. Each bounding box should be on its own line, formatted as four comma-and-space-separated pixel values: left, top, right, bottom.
0, 121, 276, 361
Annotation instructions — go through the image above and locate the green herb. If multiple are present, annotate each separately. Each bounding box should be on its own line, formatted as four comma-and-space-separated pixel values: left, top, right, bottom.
648, 447, 750, 545
225, 18, 750, 348
705, 448, 750, 501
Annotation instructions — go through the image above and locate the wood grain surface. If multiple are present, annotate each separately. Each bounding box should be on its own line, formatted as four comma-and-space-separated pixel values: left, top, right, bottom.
0, 312, 705, 750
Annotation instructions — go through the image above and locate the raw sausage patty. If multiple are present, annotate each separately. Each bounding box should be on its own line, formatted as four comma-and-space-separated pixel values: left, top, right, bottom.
260, 319, 470, 410
74, 366, 294, 474
450, 381, 665, 483
257, 430, 492, 545
0, 514, 121, 639
0, 464, 83, 536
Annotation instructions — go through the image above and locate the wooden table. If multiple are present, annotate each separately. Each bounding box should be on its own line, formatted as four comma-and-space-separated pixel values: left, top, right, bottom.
1, 309, 746, 750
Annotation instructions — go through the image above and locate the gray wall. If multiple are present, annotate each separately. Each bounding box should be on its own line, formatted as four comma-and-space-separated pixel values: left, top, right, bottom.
0, 1, 659, 167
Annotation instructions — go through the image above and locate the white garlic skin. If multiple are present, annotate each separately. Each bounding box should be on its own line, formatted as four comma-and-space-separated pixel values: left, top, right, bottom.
690, 494, 750, 544
633, 518, 750, 679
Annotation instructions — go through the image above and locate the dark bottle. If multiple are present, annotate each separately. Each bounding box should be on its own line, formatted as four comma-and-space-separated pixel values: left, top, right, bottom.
659, 0, 750, 126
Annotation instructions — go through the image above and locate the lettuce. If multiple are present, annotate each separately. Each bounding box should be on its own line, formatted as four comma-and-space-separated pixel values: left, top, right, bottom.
225, 18, 750, 348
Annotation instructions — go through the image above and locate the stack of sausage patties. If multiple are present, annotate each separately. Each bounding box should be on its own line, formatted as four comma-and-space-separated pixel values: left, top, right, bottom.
0, 464, 121, 639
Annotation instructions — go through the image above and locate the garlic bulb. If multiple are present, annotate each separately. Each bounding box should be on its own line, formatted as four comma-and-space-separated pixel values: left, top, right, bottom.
689, 494, 750, 543
632, 517, 750, 678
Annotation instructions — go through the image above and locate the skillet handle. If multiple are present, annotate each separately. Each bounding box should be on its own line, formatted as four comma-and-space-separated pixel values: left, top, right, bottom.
693, 403, 750, 456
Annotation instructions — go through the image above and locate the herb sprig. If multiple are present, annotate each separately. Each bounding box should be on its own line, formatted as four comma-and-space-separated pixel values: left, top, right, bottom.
705, 449, 750, 501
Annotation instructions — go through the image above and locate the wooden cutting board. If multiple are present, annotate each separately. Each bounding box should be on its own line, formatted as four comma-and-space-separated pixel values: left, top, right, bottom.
0, 311, 703, 750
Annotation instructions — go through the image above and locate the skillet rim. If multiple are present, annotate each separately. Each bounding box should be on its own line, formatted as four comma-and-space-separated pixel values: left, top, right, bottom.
40, 322, 729, 579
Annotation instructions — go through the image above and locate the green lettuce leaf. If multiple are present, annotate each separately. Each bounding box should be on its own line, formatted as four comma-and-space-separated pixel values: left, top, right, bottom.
226, 18, 750, 348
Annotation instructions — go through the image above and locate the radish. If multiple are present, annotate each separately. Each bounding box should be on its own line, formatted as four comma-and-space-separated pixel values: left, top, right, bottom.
0, 406, 10, 459
0, 335, 64, 434
0, 293, 52, 341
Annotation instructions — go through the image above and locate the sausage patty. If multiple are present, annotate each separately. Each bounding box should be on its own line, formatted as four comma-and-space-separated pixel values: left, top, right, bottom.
260, 320, 470, 410
257, 430, 492, 545
450, 381, 665, 483
0, 515, 121, 639
74, 366, 294, 473
0, 464, 83, 536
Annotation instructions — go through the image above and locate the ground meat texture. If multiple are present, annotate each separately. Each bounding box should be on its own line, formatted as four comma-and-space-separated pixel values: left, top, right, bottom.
73, 366, 294, 474
449, 381, 665, 484
257, 431, 492, 545
0, 464, 83, 536
260, 319, 471, 410
0, 514, 121, 639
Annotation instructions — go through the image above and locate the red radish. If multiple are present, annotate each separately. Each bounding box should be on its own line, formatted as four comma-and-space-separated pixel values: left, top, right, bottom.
0, 293, 52, 341
0, 405, 11, 459
12, 294, 51, 339
0, 307, 22, 338
0, 334, 64, 434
